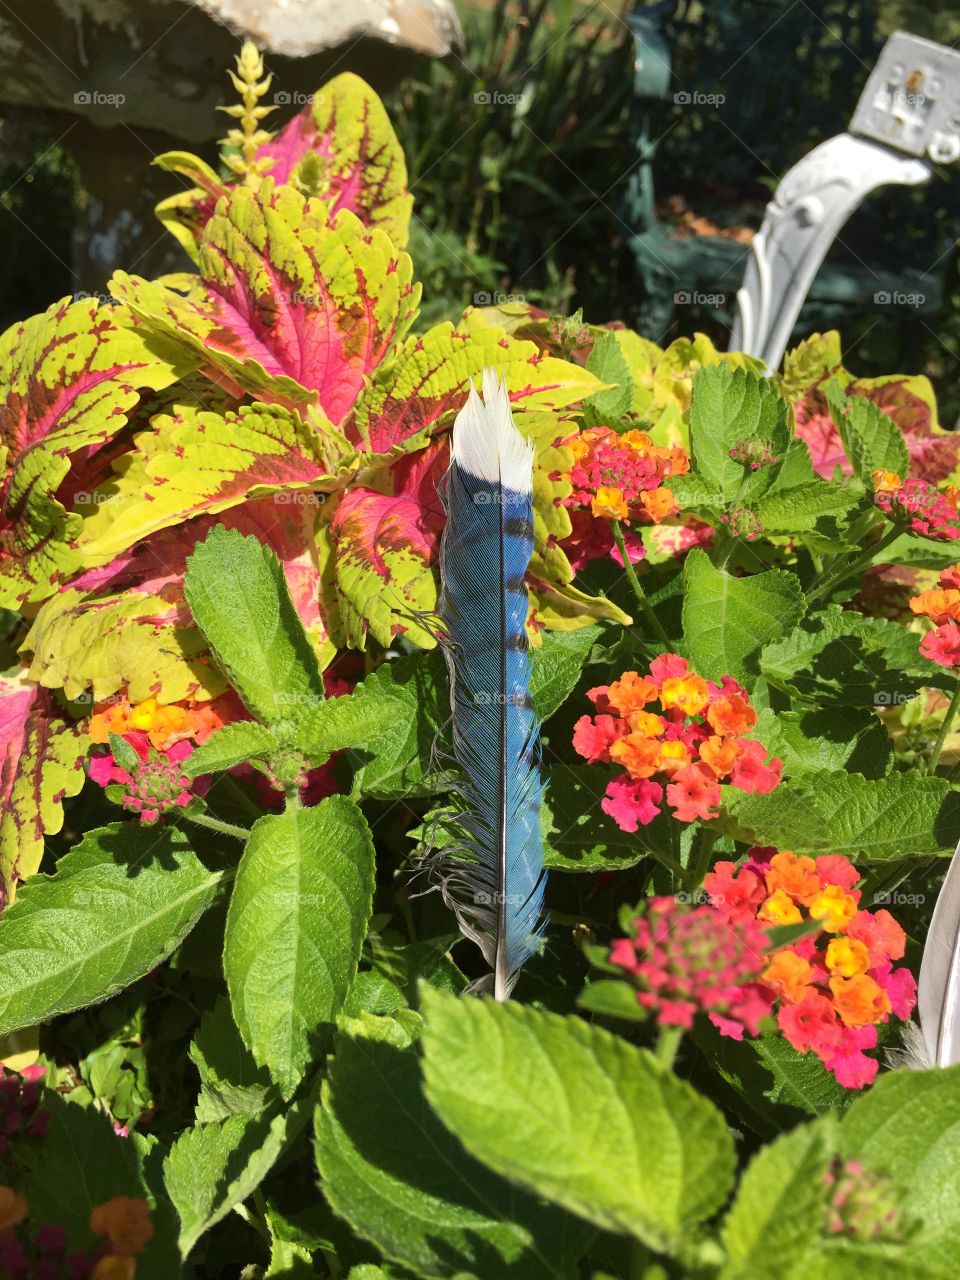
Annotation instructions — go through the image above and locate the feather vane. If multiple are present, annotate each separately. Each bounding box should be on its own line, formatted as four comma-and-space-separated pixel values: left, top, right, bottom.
435, 369, 546, 1000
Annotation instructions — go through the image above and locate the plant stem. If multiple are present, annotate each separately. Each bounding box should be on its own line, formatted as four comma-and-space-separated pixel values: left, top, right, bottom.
655, 1024, 683, 1070
182, 811, 250, 841
611, 520, 670, 646
688, 826, 718, 888
927, 680, 960, 776
807, 523, 901, 605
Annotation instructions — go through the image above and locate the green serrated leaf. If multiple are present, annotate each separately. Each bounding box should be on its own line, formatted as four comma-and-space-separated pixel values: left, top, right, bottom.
682, 549, 805, 686
185, 721, 281, 777
164, 1095, 312, 1256
719, 1119, 835, 1280
0, 824, 224, 1036
688, 364, 792, 504
760, 605, 948, 706
189, 995, 274, 1123
839, 1067, 960, 1274
542, 763, 655, 871
184, 525, 326, 729
825, 378, 909, 483
583, 331, 633, 423
224, 797, 375, 1096
719, 770, 959, 861
315, 1011, 591, 1279
420, 989, 735, 1253
753, 705, 893, 780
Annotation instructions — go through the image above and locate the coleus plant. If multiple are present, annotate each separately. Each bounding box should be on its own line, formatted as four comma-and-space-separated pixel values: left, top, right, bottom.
0, 40, 960, 1280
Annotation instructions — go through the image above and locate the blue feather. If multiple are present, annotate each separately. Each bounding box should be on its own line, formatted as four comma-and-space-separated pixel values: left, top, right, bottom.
435, 369, 546, 999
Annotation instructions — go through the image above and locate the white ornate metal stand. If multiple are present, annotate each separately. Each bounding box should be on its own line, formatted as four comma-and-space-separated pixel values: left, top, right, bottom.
731, 31, 960, 371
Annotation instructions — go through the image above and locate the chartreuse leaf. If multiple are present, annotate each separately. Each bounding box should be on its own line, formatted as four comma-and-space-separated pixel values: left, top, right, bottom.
185, 721, 280, 778
315, 1011, 591, 1279
420, 989, 735, 1253
760, 606, 948, 705
0, 295, 182, 609
682, 549, 805, 687
115, 182, 419, 424
719, 1119, 835, 1280
720, 770, 960, 860
20, 1092, 180, 1273
350, 315, 603, 455
23, 583, 224, 705
1, 695, 88, 891
76, 402, 345, 566
0, 823, 224, 1036
224, 798, 374, 1097
184, 525, 326, 730
164, 1092, 313, 1256
825, 378, 909, 482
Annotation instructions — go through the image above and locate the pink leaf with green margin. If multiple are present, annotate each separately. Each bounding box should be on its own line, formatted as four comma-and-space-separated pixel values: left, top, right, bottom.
348, 317, 607, 456
327, 438, 447, 648
0, 295, 183, 608
0, 686, 88, 898
154, 72, 412, 260
75, 401, 349, 565
0, 673, 38, 811
114, 181, 419, 424
30, 494, 331, 706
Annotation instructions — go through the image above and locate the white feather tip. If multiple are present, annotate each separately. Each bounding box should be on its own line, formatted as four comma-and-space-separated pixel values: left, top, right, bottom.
451, 370, 533, 492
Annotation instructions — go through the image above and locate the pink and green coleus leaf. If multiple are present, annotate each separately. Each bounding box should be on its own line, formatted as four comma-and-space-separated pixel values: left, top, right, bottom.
0, 680, 88, 898
348, 316, 606, 456
154, 72, 413, 261
325, 439, 447, 649
27, 495, 331, 705
114, 182, 419, 424
75, 401, 349, 565
0, 295, 184, 609
785, 330, 960, 483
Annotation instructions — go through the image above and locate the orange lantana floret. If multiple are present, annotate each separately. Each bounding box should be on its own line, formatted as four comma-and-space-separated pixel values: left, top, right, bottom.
762, 949, 814, 1003
829, 974, 892, 1027
90, 1195, 154, 1255
758, 888, 803, 926
909, 587, 960, 625
698, 735, 740, 778
609, 734, 661, 779
639, 487, 677, 523
607, 672, 659, 717
591, 486, 629, 520
706, 694, 757, 737
764, 851, 822, 908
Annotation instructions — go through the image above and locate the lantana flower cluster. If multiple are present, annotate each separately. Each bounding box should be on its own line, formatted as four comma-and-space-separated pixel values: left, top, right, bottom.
573, 654, 782, 831
909, 562, 960, 667
706, 849, 916, 1088
872, 470, 960, 541
86, 692, 237, 825
557, 425, 690, 568
609, 896, 774, 1037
